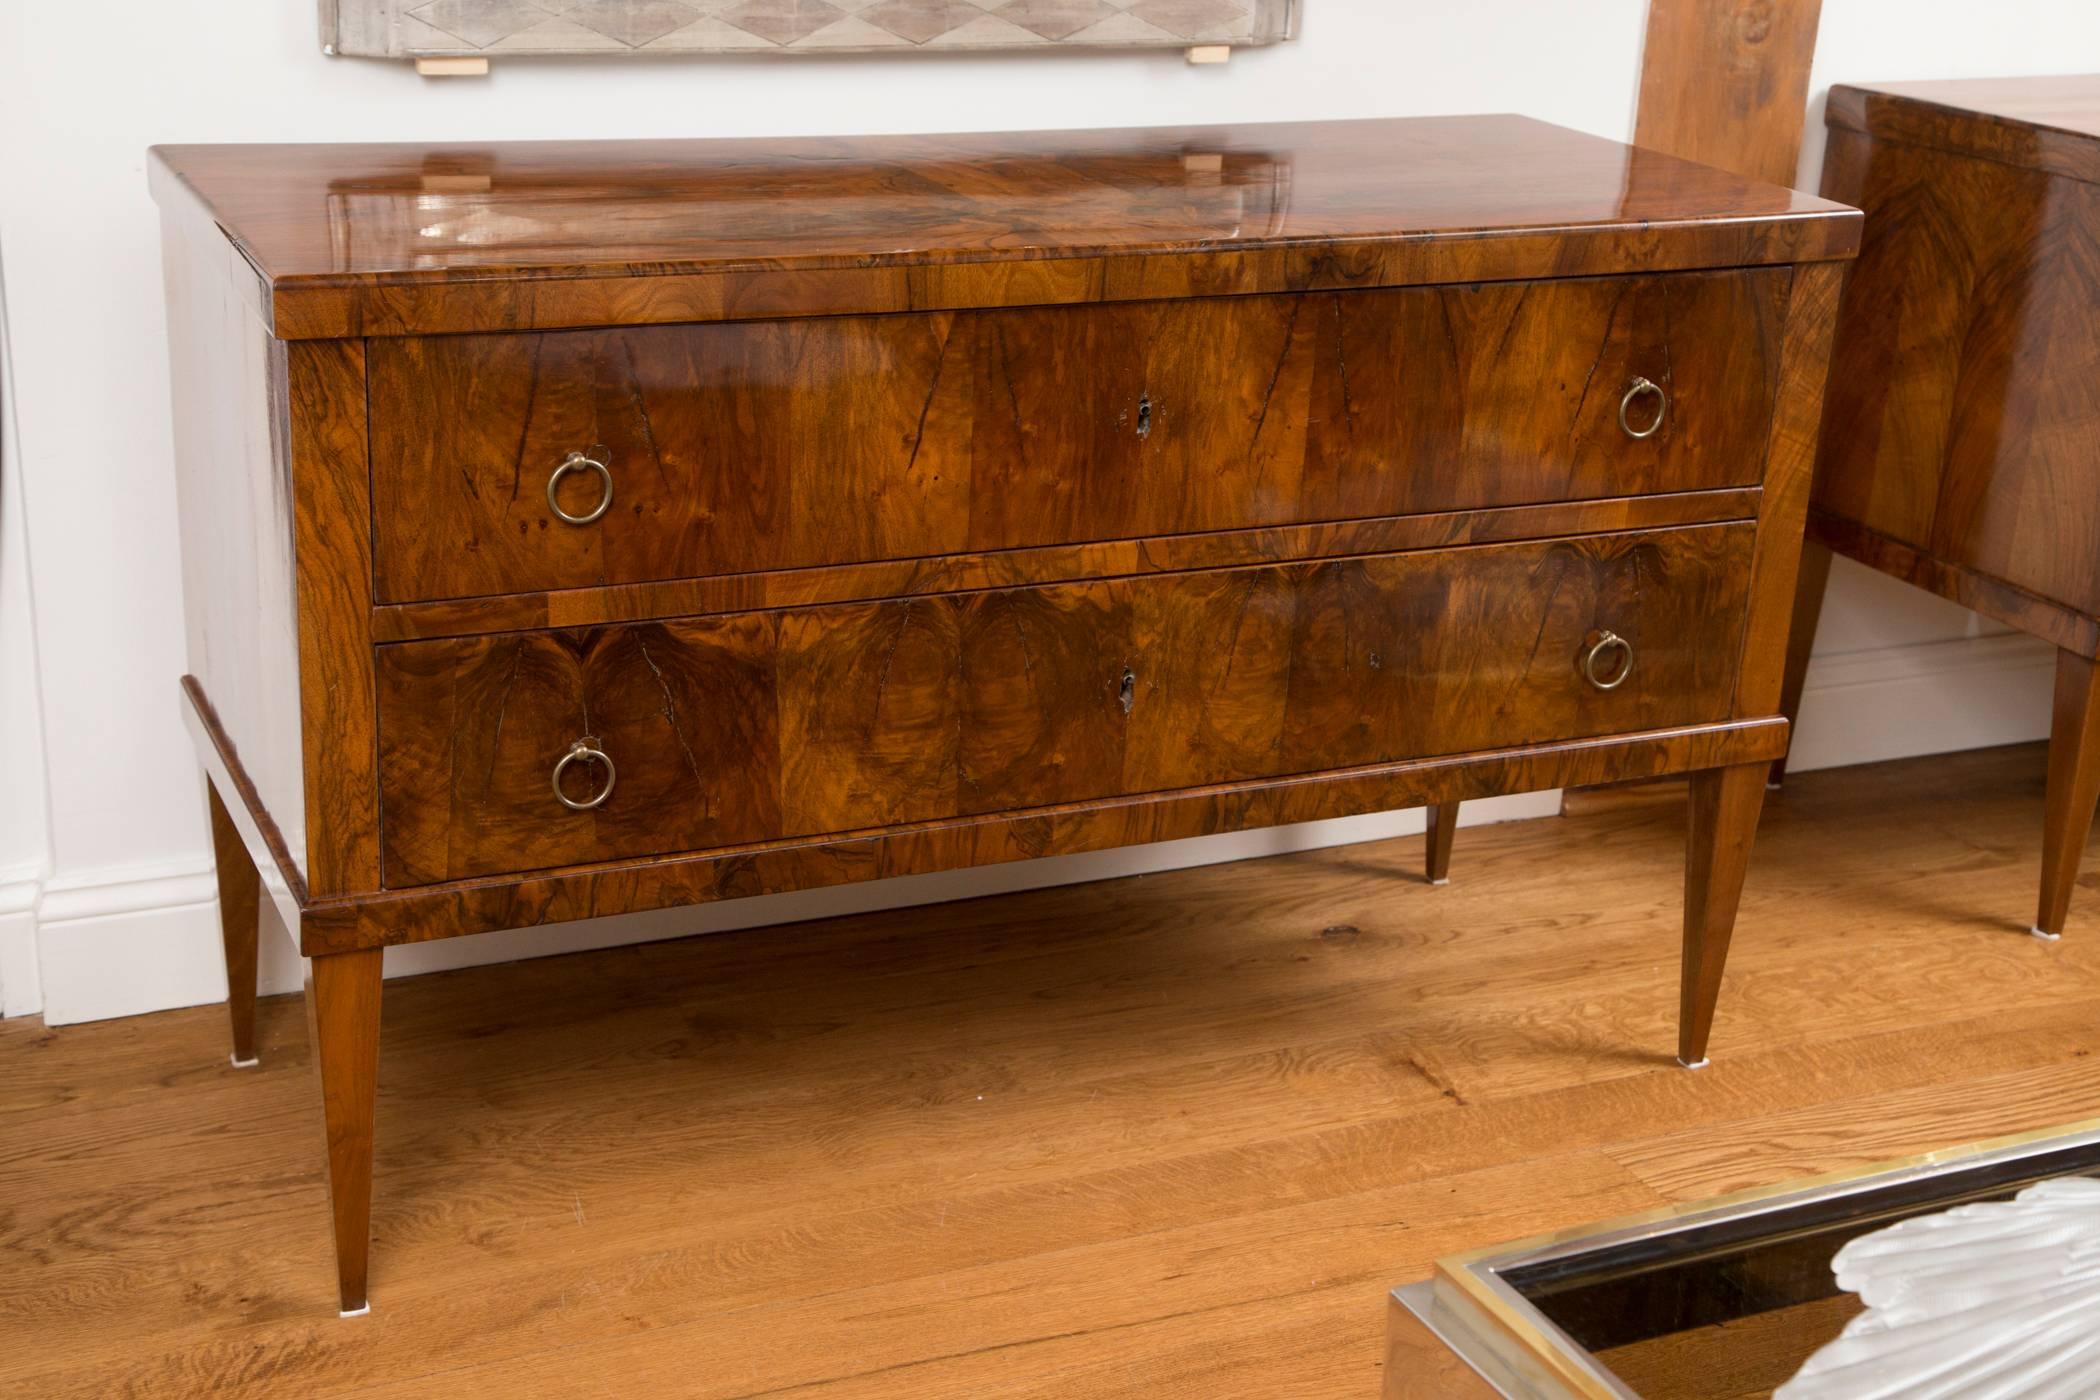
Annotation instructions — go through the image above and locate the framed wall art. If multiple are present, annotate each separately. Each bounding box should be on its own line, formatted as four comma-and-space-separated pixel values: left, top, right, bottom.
322, 0, 1300, 64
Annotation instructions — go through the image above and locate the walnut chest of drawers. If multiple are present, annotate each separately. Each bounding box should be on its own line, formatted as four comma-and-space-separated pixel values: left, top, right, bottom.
150, 117, 1859, 1314
1779, 77, 2100, 940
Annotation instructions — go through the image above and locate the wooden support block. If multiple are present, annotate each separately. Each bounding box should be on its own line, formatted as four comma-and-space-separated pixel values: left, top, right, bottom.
1634, 0, 1824, 186
415, 56, 490, 77
1186, 45, 1231, 64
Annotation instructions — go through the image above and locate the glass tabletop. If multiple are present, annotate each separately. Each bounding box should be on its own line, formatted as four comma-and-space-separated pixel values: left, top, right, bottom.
1396, 1120, 2100, 1399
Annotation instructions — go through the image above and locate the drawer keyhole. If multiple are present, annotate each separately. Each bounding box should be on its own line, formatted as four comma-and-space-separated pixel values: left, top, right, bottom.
1119, 668, 1138, 715
1135, 395, 1153, 439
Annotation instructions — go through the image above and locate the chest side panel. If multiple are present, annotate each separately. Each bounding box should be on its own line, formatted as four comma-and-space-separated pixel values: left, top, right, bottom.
1817, 126, 2100, 616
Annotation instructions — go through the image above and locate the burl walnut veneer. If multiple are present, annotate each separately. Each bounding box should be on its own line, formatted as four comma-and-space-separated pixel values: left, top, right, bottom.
151, 118, 1858, 1314
1778, 77, 2100, 939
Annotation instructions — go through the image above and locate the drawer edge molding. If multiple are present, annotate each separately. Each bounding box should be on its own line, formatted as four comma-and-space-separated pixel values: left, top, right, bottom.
306, 718, 1788, 954
276, 230, 1859, 341
372, 488, 1763, 643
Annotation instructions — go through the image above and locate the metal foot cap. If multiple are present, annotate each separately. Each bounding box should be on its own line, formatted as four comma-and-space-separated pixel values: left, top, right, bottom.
229, 1054, 259, 1069
339, 1303, 371, 1319
1429, 877, 1450, 887
2031, 926, 2063, 942
1677, 1056, 1711, 1071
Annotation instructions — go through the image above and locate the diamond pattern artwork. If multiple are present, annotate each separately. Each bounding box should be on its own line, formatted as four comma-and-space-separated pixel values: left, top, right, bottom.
334, 0, 1294, 56
408, 0, 558, 47
558, 0, 704, 45
715, 0, 847, 45
1127, 0, 1250, 39
853, 0, 984, 44
992, 0, 1121, 41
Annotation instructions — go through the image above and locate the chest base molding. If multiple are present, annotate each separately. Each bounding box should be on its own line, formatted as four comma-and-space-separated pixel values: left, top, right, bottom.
187, 674, 1787, 958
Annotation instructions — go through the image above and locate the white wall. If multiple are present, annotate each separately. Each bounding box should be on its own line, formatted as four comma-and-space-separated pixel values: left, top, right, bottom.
0, 254, 53, 1018
0, 1, 2092, 1024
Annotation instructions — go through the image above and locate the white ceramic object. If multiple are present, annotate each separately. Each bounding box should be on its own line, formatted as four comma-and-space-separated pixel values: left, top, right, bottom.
1777, 1176, 2100, 1399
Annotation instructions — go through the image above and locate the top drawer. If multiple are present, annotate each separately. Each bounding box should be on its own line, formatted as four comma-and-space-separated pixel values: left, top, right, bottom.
369, 269, 1789, 604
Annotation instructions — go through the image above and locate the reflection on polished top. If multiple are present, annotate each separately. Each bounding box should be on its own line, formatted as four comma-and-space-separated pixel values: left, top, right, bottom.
1829, 75, 2100, 183
147, 116, 1859, 339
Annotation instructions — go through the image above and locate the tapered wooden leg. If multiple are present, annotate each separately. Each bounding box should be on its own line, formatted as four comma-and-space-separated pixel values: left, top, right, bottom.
1769, 540, 1833, 790
2036, 650, 2100, 941
306, 948, 383, 1316
1679, 763, 1768, 1069
206, 783, 262, 1068
1425, 803, 1457, 885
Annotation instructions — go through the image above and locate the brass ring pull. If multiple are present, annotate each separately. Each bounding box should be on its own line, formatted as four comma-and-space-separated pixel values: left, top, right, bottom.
1618, 376, 1667, 440
1582, 630, 1634, 691
547, 451, 614, 525
552, 739, 616, 811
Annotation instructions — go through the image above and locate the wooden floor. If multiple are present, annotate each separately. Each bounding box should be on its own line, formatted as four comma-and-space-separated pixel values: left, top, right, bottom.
5, 744, 2100, 1398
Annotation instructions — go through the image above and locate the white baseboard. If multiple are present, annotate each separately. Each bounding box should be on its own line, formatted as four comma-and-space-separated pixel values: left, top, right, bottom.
0, 879, 43, 1019
13, 629, 2062, 1027
21, 791, 1557, 1025
35, 864, 224, 1026
1784, 631, 2056, 775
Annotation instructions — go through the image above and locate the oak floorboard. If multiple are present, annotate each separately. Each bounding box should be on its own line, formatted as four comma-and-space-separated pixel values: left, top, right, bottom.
3, 743, 2099, 1397
1608, 1055, 2100, 1202
339, 1152, 1661, 1400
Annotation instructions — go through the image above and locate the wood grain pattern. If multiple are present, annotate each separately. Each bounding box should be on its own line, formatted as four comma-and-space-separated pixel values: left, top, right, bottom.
369, 273, 1789, 604
369, 489, 1763, 643
375, 526, 1757, 884
1425, 804, 1458, 885
154, 118, 1854, 1313
206, 782, 261, 1067
1814, 106, 2100, 617
1827, 77, 2100, 186
285, 224, 1862, 344
305, 948, 383, 1316
1806, 512, 2100, 658
288, 339, 381, 896
2038, 651, 2100, 939
6, 745, 2098, 1398
1798, 78, 2100, 935
145, 118, 1859, 340
1680, 762, 1769, 1066
1635, 0, 1826, 187
1730, 261, 1843, 720
314, 719, 1788, 954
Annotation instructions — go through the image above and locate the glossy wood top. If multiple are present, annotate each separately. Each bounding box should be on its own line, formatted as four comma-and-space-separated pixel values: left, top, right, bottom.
148, 116, 1858, 339
1828, 76, 2100, 184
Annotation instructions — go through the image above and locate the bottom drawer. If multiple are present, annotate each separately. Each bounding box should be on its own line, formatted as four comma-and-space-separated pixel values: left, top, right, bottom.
377, 523, 1756, 885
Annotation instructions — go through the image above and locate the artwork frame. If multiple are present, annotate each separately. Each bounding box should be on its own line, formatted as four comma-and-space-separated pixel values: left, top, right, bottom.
321, 0, 1300, 61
